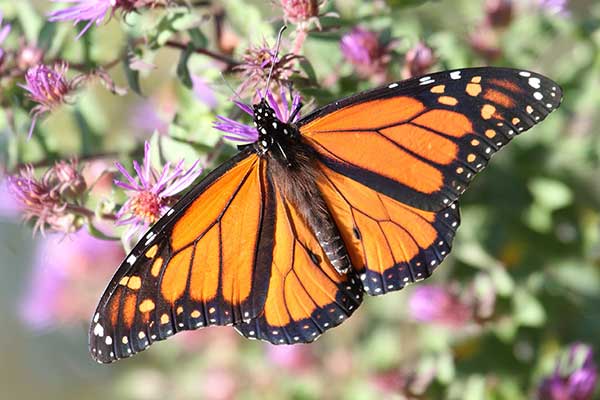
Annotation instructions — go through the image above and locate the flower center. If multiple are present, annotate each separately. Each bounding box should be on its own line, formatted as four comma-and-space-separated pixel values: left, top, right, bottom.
129, 190, 162, 224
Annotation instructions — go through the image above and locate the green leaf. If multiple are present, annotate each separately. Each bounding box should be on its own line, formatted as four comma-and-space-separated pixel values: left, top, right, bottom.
37, 22, 57, 52
528, 177, 573, 211
188, 28, 208, 49
513, 288, 546, 327
176, 44, 194, 89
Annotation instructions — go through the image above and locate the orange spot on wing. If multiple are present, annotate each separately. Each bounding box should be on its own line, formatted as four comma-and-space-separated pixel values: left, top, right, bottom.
489, 78, 523, 93
438, 96, 459, 106
151, 257, 163, 277
107, 287, 123, 326
127, 276, 142, 290
431, 85, 445, 93
122, 292, 137, 328
483, 89, 515, 108
466, 83, 482, 97
161, 247, 193, 304
139, 299, 155, 313
412, 109, 473, 137
481, 104, 496, 120
380, 124, 458, 165
300, 96, 426, 132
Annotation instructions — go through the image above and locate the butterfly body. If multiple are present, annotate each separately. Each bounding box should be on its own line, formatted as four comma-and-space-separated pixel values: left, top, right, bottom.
90, 67, 562, 363
253, 99, 352, 274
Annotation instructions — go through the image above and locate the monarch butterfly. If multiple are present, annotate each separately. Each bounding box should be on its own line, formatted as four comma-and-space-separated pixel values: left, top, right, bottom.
90, 66, 561, 363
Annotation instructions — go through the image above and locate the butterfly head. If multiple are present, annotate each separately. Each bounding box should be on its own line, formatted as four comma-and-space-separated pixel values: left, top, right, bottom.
252, 99, 296, 155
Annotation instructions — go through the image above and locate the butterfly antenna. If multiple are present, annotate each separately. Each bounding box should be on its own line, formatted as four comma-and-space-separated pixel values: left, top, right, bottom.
263, 25, 287, 100
219, 72, 244, 103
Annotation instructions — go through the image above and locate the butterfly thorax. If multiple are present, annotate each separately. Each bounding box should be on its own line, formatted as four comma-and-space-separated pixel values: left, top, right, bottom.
252, 100, 351, 275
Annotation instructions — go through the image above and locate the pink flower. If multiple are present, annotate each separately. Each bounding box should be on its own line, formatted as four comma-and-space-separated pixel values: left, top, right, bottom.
409, 284, 472, 328
19, 63, 77, 139
48, 0, 137, 38
114, 141, 203, 244
213, 86, 302, 144
19, 230, 124, 329
340, 27, 392, 80
402, 41, 436, 79
280, 0, 321, 25
266, 343, 315, 372
0, 12, 12, 63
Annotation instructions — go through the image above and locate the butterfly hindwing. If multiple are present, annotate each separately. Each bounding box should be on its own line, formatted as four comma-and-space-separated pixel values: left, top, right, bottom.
299, 67, 562, 212
235, 177, 363, 344
317, 163, 460, 295
90, 150, 275, 363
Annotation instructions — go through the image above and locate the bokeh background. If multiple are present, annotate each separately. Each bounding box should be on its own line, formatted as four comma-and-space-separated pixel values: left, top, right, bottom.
1, 0, 599, 399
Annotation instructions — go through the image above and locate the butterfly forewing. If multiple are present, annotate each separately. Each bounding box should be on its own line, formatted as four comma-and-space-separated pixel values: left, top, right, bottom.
299, 67, 562, 212
89, 150, 275, 363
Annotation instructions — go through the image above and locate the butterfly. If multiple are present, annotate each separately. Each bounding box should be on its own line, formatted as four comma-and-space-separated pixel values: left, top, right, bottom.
89, 67, 562, 363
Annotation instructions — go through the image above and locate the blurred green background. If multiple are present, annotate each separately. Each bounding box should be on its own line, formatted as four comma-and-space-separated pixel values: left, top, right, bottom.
1, 0, 600, 399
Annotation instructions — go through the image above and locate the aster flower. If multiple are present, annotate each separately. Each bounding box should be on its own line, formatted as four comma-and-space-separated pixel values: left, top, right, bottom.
340, 27, 392, 80
20, 230, 124, 330
114, 141, 203, 244
48, 0, 137, 39
537, 343, 598, 400
280, 0, 321, 25
213, 86, 302, 144
19, 62, 77, 139
408, 284, 473, 328
16, 43, 44, 71
235, 40, 301, 99
402, 41, 436, 79
0, 12, 11, 64
7, 163, 85, 235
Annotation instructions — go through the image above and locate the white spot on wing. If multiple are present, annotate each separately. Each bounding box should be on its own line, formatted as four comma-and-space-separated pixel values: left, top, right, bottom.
528, 77, 541, 89
127, 255, 137, 265
388, 82, 399, 89
450, 71, 461, 80
93, 323, 104, 337
519, 71, 531, 77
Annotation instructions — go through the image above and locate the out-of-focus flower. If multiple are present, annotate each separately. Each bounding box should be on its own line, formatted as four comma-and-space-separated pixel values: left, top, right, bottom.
537, 0, 569, 15
402, 41, 436, 79
129, 101, 171, 137
7, 162, 86, 235
537, 343, 598, 400
192, 75, 218, 110
266, 344, 315, 372
16, 43, 44, 71
371, 365, 436, 397
469, 23, 502, 61
280, 0, 321, 26
340, 27, 392, 80
19, 62, 77, 139
213, 86, 302, 144
114, 141, 202, 244
235, 40, 301, 98
485, 0, 513, 28
48, 0, 137, 38
19, 230, 124, 329
0, 178, 22, 219
0, 12, 11, 64
201, 368, 238, 400
409, 284, 472, 328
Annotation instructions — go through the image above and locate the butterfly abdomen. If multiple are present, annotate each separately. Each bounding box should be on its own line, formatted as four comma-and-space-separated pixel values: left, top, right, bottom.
267, 139, 351, 274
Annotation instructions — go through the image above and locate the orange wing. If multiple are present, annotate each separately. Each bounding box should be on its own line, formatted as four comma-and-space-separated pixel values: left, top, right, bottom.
236, 177, 363, 344
316, 163, 459, 295
90, 150, 275, 363
299, 67, 562, 211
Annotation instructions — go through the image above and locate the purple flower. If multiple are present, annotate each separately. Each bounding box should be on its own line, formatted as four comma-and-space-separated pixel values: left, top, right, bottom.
537, 343, 598, 400
213, 86, 302, 144
402, 41, 436, 79
192, 75, 218, 109
0, 12, 11, 63
537, 0, 569, 15
19, 230, 124, 330
409, 284, 472, 328
114, 141, 203, 244
266, 343, 315, 372
7, 163, 85, 235
48, 0, 136, 39
235, 40, 301, 98
340, 27, 391, 80
19, 63, 76, 139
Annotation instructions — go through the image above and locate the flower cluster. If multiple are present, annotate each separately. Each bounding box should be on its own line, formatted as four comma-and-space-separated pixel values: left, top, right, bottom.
7, 160, 87, 234
114, 141, 203, 244
340, 27, 392, 80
